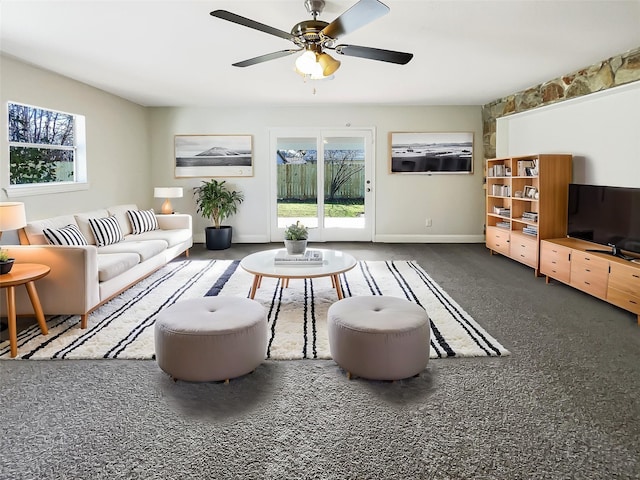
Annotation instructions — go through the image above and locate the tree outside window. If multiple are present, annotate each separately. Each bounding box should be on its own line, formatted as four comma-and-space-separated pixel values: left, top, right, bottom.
8, 102, 79, 185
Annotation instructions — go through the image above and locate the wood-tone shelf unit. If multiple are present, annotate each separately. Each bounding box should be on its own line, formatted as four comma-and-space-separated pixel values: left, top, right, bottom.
541, 237, 640, 325
485, 153, 573, 274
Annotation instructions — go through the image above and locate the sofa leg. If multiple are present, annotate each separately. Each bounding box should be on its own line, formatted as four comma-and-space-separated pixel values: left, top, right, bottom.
80, 314, 88, 329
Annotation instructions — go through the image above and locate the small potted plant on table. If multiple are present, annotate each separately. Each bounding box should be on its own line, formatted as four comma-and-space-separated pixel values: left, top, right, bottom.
193, 179, 244, 250
284, 221, 308, 255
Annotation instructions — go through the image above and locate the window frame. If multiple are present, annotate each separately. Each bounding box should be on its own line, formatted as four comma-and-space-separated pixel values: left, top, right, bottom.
4, 101, 88, 197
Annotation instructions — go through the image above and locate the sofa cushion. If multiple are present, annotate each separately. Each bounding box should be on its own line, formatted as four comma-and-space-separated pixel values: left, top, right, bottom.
97, 239, 167, 262
23, 215, 78, 245
43, 224, 88, 246
97, 252, 140, 282
125, 228, 192, 248
127, 209, 158, 234
74, 209, 110, 245
89, 216, 124, 247
107, 204, 138, 236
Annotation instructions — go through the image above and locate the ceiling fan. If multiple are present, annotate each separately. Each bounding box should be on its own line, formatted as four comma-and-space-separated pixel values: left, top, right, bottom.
210, 0, 413, 79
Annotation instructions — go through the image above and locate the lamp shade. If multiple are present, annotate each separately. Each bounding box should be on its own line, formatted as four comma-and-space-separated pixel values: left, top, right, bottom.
0, 202, 27, 231
154, 187, 183, 199
154, 187, 183, 214
317, 53, 341, 76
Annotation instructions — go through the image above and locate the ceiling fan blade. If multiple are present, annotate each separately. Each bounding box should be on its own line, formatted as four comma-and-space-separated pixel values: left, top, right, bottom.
334, 44, 413, 65
232, 50, 301, 67
211, 10, 294, 41
321, 0, 390, 40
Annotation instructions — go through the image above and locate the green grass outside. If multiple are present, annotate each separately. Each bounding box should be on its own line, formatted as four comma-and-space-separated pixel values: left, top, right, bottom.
278, 202, 364, 218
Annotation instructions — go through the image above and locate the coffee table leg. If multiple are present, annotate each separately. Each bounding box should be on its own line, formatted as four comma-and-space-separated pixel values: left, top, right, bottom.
5, 286, 17, 358
332, 274, 344, 300
249, 275, 261, 299
25, 281, 48, 335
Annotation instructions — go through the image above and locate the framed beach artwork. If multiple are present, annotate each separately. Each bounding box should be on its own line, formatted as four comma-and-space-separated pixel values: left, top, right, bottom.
175, 134, 253, 177
389, 132, 474, 174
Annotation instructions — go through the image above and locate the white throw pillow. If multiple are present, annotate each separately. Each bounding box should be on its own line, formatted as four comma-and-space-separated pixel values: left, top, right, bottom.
88, 216, 123, 247
42, 224, 88, 246
127, 209, 158, 234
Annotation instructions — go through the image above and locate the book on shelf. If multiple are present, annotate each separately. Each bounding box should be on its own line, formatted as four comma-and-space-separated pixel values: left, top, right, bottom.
521, 211, 538, 222
493, 206, 511, 216
496, 221, 511, 229
491, 184, 511, 197
522, 226, 538, 236
274, 249, 324, 265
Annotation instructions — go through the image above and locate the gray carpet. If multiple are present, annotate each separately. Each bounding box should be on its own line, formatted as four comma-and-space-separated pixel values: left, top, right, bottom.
1, 242, 639, 480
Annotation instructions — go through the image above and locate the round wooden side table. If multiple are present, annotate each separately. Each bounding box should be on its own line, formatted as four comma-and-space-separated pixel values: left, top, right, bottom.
0, 263, 50, 358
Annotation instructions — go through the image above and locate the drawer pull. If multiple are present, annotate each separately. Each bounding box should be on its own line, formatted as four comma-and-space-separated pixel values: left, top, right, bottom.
633, 274, 640, 279
630, 300, 638, 305
520, 254, 525, 258
552, 261, 557, 264
584, 281, 591, 285
585, 269, 591, 272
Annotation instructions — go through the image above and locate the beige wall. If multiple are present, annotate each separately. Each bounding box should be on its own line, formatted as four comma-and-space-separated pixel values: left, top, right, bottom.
0, 55, 150, 221
148, 106, 485, 244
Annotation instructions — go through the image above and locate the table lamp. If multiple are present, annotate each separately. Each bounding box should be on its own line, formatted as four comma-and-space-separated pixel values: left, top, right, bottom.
0, 202, 27, 240
154, 187, 183, 214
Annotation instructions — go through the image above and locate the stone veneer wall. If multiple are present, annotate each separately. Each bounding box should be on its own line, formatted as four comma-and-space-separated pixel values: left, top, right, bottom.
482, 46, 640, 160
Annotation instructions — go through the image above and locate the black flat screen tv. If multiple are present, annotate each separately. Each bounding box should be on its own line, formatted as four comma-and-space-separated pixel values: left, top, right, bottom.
567, 184, 640, 255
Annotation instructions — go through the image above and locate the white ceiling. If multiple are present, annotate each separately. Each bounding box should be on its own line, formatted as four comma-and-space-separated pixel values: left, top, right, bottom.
2, 0, 639, 107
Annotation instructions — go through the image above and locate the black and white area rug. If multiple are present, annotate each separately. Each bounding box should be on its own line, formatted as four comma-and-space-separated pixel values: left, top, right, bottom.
0, 259, 510, 360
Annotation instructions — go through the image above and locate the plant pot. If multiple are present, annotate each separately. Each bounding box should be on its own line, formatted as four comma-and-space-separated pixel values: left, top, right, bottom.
205, 226, 233, 250
0, 259, 15, 275
284, 239, 307, 255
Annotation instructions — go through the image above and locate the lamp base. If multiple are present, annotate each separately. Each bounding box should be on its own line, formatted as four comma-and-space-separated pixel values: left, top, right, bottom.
161, 199, 173, 215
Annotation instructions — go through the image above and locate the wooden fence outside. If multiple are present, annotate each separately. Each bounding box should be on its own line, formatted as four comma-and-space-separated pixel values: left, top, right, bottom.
277, 163, 365, 201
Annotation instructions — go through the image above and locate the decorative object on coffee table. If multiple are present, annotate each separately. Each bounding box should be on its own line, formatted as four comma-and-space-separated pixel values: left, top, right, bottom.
284, 221, 308, 255
193, 179, 244, 250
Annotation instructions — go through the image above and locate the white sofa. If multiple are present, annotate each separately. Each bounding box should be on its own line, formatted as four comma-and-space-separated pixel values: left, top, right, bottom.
0, 204, 192, 329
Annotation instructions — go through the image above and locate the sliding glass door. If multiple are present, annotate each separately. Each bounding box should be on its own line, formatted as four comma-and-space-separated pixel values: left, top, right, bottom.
270, 128, 374, 242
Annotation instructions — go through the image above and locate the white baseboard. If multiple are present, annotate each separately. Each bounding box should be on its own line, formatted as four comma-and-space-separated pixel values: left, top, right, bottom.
374, 234, 485, 243
195, 233, 485, 244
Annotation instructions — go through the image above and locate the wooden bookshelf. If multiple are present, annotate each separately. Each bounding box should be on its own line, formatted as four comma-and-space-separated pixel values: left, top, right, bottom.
485, 153, 572, 275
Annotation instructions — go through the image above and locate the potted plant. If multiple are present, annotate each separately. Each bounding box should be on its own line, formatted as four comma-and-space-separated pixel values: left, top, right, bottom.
0, 248, 15, 275
284, 221, 308, 255
193, 179, 244, 250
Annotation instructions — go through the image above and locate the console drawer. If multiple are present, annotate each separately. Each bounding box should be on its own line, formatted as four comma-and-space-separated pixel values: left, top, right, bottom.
510, 234, 538, 268
540, 241, 571, 283
608, 262, 640, 296
486, 227, 510, 256
570, 253, 609, 298
607, 288, 640, 315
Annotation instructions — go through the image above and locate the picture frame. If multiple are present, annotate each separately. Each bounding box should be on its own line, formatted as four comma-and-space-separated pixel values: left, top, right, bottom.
175, 134, 253, 177
390, 132, 473, 174
524, 185, 538, 199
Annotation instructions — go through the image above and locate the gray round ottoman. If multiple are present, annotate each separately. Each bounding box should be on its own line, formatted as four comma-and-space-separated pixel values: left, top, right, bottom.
154, 297, 267, 382
327, 296, 430, 380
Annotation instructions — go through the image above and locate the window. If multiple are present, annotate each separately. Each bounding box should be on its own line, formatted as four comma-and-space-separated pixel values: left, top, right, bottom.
6, 102, 87, 196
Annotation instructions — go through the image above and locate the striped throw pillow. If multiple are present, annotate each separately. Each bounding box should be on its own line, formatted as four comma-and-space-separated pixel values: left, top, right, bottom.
127, 209, 158, 234
43, 224, 88, 246
88, 216, 123, 247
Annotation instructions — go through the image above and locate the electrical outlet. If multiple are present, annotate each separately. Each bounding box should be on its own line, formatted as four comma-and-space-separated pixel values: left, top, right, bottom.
425, 218, 432, 227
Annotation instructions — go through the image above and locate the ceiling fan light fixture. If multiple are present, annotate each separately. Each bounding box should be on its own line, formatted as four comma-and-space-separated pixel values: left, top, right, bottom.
317, 52, 341, 76
295, 50, 318, 75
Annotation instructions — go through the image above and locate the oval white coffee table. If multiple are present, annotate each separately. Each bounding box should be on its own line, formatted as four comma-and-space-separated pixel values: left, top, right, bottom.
240, 248, 357, 300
